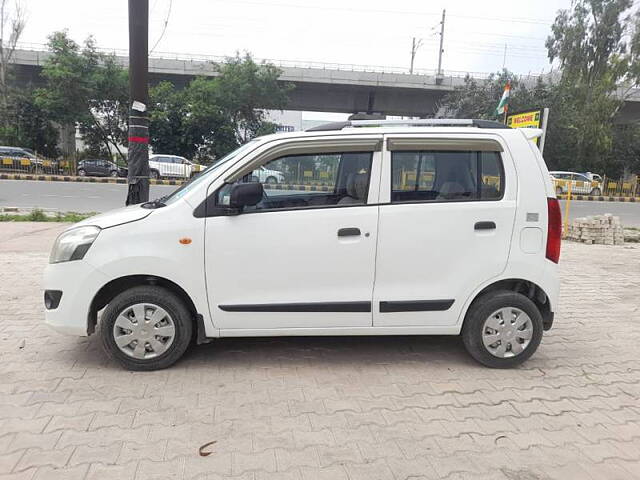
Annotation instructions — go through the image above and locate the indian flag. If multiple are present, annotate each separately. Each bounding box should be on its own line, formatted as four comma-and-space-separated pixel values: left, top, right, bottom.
496, 81, 511, 116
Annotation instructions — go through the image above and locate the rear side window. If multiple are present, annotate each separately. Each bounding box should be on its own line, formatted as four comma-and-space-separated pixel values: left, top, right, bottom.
391, 150, 504, 203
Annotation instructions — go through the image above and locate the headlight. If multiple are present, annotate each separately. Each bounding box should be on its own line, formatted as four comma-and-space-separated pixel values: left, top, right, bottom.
49, 226, 101, 264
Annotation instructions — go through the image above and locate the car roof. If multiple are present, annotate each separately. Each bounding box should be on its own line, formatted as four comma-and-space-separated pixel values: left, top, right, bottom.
550, 171, 587, 175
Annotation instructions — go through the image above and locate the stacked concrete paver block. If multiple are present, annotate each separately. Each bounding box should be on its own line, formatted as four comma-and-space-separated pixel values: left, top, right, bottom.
566, 214, 625, 245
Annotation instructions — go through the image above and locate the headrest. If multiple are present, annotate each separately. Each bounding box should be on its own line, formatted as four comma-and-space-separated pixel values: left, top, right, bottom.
346, 173, 369, 200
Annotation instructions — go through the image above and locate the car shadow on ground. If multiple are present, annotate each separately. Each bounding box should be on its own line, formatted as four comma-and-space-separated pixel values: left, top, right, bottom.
75, 333, 479, 372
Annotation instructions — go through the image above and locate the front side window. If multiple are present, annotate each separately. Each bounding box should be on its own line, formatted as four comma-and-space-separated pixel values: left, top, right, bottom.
391, 150, 504, 203
217, 151, 373, 212
163, 140, 261, 206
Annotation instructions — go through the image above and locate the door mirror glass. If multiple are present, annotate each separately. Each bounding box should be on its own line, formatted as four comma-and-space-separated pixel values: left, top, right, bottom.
229, 182, 263, 209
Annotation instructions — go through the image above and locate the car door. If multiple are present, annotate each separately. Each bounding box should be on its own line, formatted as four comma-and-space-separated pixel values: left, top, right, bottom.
178, 157, 190, 178
83, 160, 96, 176
204, 139, 382, 331
572, 174, 590, 194
372, 134, 517, 327
97, 160, 108, 176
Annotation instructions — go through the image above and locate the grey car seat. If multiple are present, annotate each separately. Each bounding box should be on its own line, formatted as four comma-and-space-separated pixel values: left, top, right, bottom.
338, 173, 369, 205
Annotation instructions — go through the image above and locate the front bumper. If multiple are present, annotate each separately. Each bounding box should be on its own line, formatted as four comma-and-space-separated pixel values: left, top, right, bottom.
43, 259, 109, 336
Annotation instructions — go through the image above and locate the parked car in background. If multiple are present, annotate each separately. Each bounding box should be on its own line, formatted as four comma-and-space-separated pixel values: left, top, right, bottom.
148, 154, 202, 179
254, 165, 285, 184
583, 172, 603, 183
77, 159, 127, 178
44, 119, 560, 371
0, 146, 58, 173
549, 171, 602, 196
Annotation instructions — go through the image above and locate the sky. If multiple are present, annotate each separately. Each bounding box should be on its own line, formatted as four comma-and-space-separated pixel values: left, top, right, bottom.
12, 0, 571, 120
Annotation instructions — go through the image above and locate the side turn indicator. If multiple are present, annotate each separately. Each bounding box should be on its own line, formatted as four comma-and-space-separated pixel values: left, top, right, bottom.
179, 237, 192, 245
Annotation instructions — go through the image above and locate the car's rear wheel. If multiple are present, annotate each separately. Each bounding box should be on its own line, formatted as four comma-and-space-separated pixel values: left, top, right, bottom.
590, 187, 601, 196
150, 170, 160, 180
100, 286, 193, 371
266, 176, 278, 184
462, 290, 543, 368
555, 186, 563, 195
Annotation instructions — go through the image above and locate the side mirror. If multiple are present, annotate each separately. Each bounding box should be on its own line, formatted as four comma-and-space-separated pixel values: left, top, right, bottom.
229, 182, 263, 209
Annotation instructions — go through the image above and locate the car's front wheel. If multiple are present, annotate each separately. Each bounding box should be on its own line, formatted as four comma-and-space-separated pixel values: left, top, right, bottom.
100, 286, 193, 371
110, 170, 119, 177
555, 186, 563, 195
590, 187, 601, 196
462, 290, 543, 368
77, 169, 86, 177
150, 170, 160, 180
266, 176, 278, 184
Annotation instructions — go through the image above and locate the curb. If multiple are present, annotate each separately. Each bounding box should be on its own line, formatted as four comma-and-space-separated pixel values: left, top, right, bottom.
557, 194, 639, 203
0, 173, 185, 186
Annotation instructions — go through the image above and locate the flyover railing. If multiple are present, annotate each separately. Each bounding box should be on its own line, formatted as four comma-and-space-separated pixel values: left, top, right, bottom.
13, 42, 543, 81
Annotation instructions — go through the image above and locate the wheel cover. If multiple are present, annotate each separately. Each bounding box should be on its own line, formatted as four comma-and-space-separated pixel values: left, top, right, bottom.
112, 303, 176, 360
482, 307, 533, 358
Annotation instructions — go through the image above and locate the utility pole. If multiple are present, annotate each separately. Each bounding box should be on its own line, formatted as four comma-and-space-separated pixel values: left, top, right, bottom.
502, 44, 507, 70
126, 0, 150, 205
410, 37, 423, 74
435, 9, 446, 84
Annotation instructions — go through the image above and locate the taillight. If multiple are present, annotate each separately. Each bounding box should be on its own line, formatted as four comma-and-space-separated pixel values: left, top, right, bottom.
546, 197, 562, 263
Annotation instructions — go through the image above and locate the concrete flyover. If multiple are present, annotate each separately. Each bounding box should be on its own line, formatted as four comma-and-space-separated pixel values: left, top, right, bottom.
9, 46, 640, 120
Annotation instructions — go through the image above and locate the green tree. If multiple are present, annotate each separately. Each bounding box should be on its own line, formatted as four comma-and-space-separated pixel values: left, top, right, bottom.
607, 124, 640, 177
0, 0, 25, 128
546, 0, 640, 172
0, 88, 59, 157
439, 72, 582, 172
35, 31, 128, 159
149, 53, 291, 161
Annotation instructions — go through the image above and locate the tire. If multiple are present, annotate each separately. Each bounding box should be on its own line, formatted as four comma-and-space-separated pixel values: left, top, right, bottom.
266, 176, 278, 184
110, 170, 119, 177
462, 290, 543, 369
78, 169, 86, 177
555, 186, 562, 195
590, 187, 601, 196
150, 170, 160, 180
99, 285, 193, 371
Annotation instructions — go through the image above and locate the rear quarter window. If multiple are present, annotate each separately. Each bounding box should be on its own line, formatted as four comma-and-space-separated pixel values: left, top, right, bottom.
391, 150, 504, 203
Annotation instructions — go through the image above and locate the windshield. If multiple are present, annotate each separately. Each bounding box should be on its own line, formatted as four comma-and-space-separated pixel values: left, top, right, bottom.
161, 140, 261, 206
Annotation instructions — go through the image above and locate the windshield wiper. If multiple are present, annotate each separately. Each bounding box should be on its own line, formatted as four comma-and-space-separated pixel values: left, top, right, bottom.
141, 195, 168, 209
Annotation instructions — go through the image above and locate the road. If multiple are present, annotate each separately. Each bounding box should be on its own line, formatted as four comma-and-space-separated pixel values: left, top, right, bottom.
1, 180, 639, 226
559, 199, 640, 227
0, 179, 177, 213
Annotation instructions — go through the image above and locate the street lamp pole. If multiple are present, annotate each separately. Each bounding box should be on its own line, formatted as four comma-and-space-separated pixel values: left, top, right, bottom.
126, 0, 150, 205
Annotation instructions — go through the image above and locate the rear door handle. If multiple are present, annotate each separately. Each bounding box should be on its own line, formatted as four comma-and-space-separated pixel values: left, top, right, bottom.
337, 227, 361, 237
475, 221, 496, 230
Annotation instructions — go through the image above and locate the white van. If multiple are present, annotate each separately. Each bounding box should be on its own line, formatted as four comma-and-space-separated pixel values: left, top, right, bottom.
44, 119, 561, 371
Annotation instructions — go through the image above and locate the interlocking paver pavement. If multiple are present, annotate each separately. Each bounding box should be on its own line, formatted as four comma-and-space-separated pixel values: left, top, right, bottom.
1, 222, 639, 480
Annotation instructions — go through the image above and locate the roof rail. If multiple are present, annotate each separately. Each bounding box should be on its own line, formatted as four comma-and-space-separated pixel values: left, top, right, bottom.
305, 119, 509, 132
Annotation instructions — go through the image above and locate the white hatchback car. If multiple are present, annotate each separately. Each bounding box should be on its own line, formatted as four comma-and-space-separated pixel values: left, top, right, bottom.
148, 154, 200, 179
44, 119, 561, 371
549, 171, 602, 196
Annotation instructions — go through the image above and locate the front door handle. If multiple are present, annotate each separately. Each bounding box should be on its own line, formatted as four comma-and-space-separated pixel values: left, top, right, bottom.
337, 227, 361, 237
475, 221, 496, 230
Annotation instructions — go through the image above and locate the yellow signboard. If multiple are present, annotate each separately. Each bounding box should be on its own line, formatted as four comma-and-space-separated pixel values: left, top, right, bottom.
506, 109, 543, 145
506, 110, 542, 129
